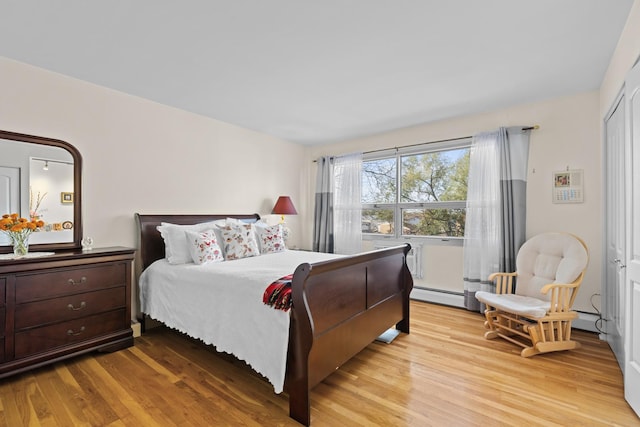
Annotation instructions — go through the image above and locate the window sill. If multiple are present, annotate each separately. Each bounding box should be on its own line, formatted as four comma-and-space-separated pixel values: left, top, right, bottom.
362, 234, 463, 246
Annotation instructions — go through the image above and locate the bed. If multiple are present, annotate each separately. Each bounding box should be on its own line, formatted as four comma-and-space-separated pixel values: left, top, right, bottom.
135, 213, 413, 426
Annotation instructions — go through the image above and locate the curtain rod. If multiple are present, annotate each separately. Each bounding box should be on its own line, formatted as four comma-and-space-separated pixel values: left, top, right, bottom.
362, 135, 470, 157
314, 125, 539, 161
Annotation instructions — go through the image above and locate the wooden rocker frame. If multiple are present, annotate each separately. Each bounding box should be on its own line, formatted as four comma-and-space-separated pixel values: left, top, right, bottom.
483, 271, 585, 357
481, 234, 588, 357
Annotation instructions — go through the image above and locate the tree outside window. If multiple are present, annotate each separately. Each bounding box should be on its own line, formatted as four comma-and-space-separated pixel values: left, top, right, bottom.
362, 141, 470, 238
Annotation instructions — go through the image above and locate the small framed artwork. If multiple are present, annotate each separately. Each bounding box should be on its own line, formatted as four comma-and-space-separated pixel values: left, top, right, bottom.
61, 192, 74, 204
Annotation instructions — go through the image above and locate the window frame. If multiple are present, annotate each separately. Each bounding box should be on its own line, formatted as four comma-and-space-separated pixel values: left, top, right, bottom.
362, 137, 471, 244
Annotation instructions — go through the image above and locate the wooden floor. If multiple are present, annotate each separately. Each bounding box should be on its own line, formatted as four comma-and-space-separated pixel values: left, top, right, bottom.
0, 301, 638, 426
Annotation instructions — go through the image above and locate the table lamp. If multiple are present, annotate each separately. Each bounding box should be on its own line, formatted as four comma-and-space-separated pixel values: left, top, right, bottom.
272, 196, 297, 242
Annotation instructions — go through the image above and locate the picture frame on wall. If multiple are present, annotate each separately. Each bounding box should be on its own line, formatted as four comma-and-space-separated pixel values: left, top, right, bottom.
61, 192, 74, 204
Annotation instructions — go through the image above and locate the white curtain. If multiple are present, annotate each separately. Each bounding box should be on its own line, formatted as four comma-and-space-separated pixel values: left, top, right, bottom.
463, 127, 531, 311
333, 153, 363, 255
463, 131, 502, 308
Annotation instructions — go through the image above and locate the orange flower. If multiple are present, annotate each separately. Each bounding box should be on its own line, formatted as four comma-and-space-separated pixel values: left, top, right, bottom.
0, 213, 43, 236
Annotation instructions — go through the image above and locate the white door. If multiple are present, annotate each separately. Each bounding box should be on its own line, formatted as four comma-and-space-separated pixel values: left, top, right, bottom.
0, 166, 20, 213
0, 166, 20, 245
625, 59, 640, 415
604, 94, 626, 368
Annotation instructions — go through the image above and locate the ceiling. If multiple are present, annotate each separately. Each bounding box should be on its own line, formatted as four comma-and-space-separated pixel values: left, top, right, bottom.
0, 1, 634, 145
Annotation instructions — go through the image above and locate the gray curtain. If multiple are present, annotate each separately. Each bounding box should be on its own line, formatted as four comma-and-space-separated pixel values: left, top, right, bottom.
463, 126, 531, 311
313, 156, 334, 253
498, 127, 530, 274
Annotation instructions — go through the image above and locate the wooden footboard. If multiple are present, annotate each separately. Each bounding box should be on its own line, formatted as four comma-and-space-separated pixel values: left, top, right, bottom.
286, 244, 413, 426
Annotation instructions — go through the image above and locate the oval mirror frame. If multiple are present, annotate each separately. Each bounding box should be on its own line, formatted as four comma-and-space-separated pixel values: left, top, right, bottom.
0, 130, 82, 254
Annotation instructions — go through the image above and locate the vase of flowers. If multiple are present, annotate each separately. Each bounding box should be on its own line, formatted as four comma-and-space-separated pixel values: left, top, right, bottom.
0, 213, 44, 257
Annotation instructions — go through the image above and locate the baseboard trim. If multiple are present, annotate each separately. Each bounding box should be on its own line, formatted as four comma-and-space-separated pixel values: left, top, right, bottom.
573, 312, 600, 333
410, 288, 599, 333
410, 288, 465, 308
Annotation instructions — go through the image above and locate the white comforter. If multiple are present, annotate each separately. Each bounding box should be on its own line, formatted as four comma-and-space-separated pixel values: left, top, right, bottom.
139, 250, 341, 393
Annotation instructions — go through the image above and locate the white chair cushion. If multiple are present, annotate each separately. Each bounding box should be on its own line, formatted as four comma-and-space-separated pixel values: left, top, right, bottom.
514, 233, 588, 300
475, 291, 548, 318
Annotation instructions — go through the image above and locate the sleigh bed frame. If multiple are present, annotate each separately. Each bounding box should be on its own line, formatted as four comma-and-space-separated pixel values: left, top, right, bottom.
135, 213, 413, 426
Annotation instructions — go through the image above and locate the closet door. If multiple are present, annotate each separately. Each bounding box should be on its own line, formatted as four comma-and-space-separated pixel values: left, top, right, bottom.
624, 59, 640, 416
604, 93, 625, 368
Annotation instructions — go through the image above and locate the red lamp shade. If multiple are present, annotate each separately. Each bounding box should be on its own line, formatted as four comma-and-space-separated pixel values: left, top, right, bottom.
272, 196, 297, 218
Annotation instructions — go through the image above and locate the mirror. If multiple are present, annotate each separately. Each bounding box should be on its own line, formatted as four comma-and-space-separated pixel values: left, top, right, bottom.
0, 130, 82, 253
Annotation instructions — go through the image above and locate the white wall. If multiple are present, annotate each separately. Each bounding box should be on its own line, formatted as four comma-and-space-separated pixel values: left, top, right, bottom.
600, 0, 640, 117
0, 57, 307, 250
0, 57, 307, 316
305, 91, 602, 314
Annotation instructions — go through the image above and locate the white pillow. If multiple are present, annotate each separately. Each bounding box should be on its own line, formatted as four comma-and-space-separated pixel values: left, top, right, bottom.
157, 220, 225, 264
225, 217, 244, 226
185, 229, 224, 265
218, 223, 260, 260
255, 223, 286, 254
253, 219, 270, 229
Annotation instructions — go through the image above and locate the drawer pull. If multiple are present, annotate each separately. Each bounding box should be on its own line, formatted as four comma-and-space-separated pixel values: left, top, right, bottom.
66, 326, 86, 336
67, 301, 86, 311
67, 277, 87, 286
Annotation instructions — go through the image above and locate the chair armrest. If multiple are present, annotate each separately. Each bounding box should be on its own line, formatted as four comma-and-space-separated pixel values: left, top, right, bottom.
540, 282, 580, 313
488, 272, 517, 294
540, 282, 580, 294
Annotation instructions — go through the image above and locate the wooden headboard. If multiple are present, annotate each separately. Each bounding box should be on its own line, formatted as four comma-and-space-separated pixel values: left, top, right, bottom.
134, 213, 260, 270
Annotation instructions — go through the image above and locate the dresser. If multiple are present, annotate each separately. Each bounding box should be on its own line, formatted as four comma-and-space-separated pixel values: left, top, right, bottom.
0, 247, 134, 378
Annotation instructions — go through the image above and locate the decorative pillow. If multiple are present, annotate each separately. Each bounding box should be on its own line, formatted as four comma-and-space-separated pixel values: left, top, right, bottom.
218, 223, 260, 260
255, 223, 286, 254
185, 229, 224, 265
157, 220, 225, 264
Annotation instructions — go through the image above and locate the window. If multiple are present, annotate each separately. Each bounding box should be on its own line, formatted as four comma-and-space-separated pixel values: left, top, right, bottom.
362, 138, 470, 238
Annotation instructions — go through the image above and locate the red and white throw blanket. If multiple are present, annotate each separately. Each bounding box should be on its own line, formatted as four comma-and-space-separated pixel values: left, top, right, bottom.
263, 274, 293, 311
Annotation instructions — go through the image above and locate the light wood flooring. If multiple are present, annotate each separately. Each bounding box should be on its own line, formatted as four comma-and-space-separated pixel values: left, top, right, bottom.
0, 301, 638, 426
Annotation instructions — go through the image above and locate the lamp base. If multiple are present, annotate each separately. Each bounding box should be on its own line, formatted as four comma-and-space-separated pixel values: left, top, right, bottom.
282, 224, 291, 243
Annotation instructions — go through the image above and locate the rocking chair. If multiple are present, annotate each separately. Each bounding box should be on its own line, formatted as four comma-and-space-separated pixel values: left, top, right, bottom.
475, 232, 589, 357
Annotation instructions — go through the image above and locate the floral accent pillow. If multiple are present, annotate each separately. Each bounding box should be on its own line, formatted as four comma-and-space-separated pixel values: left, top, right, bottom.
157, 220, 225, 264
256, 223, 286, 254
185, 229, 224, 265
218, 223, 260, 260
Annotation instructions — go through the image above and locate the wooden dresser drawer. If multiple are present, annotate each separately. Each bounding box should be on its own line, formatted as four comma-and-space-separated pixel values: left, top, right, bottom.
15, 287, 126, 331
15, 263, 127, 303
14, 309, 127, 359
